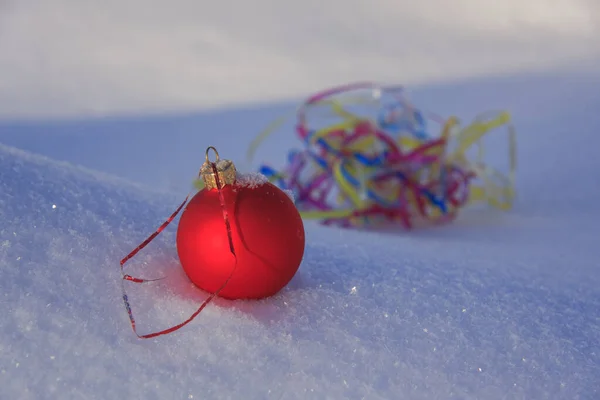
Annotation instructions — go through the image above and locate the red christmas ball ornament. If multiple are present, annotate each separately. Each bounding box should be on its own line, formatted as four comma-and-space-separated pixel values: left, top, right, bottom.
176, 146, 305, 300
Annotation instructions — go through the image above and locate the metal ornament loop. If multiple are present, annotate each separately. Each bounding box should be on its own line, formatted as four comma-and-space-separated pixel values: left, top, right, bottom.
205, 146, 220, 164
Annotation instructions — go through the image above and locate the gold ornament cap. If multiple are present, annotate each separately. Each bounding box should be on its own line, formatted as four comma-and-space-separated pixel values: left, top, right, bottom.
199, 146, 237, 190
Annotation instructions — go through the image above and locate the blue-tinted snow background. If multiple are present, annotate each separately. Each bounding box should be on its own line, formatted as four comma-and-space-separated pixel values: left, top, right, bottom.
1, 2, 599, 399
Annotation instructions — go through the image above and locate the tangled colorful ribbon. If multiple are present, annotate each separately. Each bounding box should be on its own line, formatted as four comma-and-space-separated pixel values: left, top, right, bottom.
247, 82, 516, 229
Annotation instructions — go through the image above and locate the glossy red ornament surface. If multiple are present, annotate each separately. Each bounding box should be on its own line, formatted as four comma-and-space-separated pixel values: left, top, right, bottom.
176, 181, 305, 300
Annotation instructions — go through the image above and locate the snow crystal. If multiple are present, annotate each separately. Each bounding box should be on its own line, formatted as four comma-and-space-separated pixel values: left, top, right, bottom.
283, 189, 295, 202
235, 171, 269, 188
235, 171, 295, 202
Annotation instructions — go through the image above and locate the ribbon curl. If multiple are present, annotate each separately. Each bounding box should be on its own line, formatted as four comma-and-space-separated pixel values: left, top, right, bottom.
247, 82, 516, 229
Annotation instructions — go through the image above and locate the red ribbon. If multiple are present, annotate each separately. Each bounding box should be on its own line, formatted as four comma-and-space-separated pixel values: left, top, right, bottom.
120, 162, 237, 339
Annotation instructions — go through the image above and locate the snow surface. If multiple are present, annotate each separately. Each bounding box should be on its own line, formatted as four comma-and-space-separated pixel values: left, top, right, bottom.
1, 70, 600, 399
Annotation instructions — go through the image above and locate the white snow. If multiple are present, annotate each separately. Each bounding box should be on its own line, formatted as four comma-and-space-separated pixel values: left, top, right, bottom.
1, 68, 599, 399
283, 189, 296, 203
235, 172, 270, 189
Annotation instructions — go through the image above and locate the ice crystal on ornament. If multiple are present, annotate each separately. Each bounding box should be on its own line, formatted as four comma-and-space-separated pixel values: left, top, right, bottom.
236, 172, 269, 188
283, 189, 295, 202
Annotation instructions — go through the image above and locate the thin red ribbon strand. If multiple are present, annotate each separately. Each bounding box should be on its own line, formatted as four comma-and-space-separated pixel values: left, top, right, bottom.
120, 163, 237, 339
